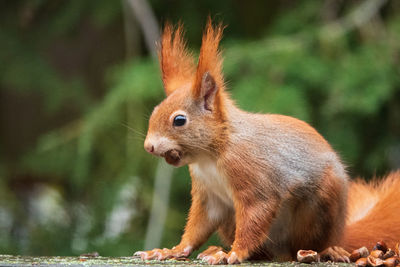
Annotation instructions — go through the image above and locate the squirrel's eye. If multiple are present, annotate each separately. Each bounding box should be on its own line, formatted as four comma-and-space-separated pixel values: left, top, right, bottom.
173, 115, 186, 127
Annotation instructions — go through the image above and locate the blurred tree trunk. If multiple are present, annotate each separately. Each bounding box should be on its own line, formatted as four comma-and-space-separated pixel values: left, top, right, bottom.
124, 0, 159, 57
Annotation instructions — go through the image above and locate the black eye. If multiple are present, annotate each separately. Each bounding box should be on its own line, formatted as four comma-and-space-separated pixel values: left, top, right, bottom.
173, 115, 186, 127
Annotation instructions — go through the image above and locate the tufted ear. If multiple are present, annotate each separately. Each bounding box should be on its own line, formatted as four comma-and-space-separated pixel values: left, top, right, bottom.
159, 22, 195, 96
193, 18, 225, 111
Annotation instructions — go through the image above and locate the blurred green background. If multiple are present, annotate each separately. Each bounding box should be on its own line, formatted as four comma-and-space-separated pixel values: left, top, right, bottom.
0, 0, 399, 257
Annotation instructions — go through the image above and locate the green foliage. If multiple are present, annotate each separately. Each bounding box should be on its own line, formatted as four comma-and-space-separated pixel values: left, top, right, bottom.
0, 0, 399, 258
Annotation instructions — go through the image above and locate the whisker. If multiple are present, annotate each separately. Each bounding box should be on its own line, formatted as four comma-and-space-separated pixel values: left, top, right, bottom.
184, 143, 215, 154
121, 123, 146, 137
127, 135, 145, 141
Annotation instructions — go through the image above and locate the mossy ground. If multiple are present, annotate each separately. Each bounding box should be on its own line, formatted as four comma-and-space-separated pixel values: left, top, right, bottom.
0, 255, 353, 267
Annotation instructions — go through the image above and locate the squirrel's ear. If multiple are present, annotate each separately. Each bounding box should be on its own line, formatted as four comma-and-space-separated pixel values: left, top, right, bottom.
159, 22, 195, 96
200, 72, 217, 111
193, 18, 225, 110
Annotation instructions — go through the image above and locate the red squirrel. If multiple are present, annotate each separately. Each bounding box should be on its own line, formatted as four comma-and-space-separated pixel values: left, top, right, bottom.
134, 20, 400, 264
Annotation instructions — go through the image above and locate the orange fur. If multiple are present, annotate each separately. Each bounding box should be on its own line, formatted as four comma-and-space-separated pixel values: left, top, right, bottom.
159, 22, 195, 96
343, 171, 400, 251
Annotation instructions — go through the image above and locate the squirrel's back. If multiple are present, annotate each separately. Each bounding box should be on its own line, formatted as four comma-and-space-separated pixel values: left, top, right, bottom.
224, 105, 348, 189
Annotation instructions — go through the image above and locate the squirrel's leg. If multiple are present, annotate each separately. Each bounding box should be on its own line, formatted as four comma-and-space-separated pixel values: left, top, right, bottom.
196, 214, 236, 264
134, 180, 217, 260
287, 167, 349, 262
226, 198, 278, 264
317, 169, 350, 262
219, 155, 280, 264
217, 213, 235, 246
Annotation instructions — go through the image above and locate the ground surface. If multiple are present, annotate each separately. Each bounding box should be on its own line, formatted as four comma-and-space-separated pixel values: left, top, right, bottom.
0, 255, 354, 267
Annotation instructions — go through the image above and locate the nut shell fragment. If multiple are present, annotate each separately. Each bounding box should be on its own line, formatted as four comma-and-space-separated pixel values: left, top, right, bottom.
164, 149, 181, 165
383, 257, 399, 267
359, 247, 370, 258
350, 247, 370, 262
297, 250, 318, 263
383, 249, 395, 260
368, 255, 384, 267
350, 250, 362, 262
373, 241, 388, 254
356, 257, 368, 267
395, 243, 400, 257
371, 250, 384, 259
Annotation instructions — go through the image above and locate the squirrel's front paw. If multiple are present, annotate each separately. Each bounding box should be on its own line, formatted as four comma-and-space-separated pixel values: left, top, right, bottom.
197, 247, 247, 265
227, 249, 249, 264
134, 248, 162, 260
227, 251, 240, 264
134, 245, 192, 261
197, 246, 227, 264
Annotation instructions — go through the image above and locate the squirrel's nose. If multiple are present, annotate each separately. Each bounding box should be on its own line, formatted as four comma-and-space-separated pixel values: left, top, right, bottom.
144, 141, 154, 154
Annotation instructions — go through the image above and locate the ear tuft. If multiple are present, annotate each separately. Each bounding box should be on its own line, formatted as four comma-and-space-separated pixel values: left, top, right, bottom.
193, 17, 226, 103
159, 22, 195, 96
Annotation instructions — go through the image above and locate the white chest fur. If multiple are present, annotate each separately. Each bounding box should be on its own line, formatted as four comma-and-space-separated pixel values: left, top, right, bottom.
190, 158, 233, 221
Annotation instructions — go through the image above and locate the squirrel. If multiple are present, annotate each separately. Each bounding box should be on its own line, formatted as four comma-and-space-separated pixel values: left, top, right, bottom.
134, 19, 400, 264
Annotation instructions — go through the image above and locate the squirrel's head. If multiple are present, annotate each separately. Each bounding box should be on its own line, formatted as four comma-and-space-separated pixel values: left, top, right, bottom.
144, 20, 228, 167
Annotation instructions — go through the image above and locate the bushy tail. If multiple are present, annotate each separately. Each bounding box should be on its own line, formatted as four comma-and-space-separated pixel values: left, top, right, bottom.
342, 171, 400, 251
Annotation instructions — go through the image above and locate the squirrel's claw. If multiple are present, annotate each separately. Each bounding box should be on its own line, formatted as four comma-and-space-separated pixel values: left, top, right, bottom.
133, 249, 163, 260
227, 251, 241, 264
197, 246, 228, 264
134, 246, 192, 261
319, 246, 351, 263
197, 246, 244, 265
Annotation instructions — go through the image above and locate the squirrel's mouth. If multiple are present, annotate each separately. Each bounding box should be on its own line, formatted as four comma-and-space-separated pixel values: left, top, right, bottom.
163, 149, 182, 166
